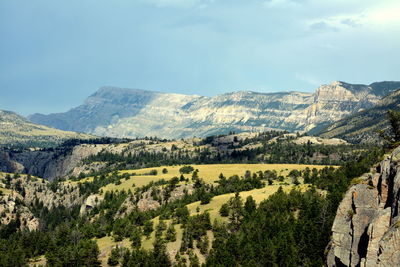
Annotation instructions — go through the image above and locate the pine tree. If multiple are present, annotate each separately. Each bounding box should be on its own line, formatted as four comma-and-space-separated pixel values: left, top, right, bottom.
244, 195, 256, 217
228, 192, 243, 231
107, 246, 121, 266
165, 224, 177, 242
130, 227, 142, 248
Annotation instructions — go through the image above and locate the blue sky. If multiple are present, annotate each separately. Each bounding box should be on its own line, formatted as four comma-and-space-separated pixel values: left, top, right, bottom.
0, 0, 399, 115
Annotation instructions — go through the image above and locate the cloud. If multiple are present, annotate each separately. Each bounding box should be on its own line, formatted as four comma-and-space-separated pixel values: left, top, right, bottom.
362, 1, 400, 27
263, 0, 300, 9
1, 0, 400, 116
305, 0, 400, 33
341, 18, 360, 27
142, 0, 212, 8
309, 21, 338, 32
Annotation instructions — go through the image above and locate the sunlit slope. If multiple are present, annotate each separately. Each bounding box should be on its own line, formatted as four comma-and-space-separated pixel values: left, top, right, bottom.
0, 110, 93, 147
100, 163, 328, 193
94, 163, 330, 265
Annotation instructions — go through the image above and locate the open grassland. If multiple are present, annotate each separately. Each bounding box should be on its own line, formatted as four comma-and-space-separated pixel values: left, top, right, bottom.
0, 112, 93, 147
186, 183, 310, 222
101, 163, 328, 193
95, 180, 320, 264
89, 164, 328, 263
128, 183, 311, 264
96, 236, 130, 267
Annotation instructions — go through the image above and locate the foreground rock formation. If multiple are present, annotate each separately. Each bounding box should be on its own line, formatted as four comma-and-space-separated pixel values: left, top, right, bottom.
29, 81, 400, 139
327, 147, 400, 266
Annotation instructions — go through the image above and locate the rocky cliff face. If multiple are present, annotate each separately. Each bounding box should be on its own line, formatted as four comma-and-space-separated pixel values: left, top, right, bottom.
0, 173, 84, 231
0, 139, 151, 181
327, 146, 400, 266
0, 144, 109, 181
318, 89, 400, 144
29, 81, 400, 139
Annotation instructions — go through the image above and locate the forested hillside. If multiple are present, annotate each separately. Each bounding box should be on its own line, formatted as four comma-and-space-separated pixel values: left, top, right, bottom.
0, 130, 385, 266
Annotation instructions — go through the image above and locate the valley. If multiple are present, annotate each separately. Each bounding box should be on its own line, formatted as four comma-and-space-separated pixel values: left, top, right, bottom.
0, 126, 382, 266
1, 81, 400, 266
3, 1, 400, 265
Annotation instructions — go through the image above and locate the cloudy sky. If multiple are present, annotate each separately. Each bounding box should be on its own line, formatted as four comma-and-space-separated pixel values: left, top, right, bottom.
0, 0, 399, 115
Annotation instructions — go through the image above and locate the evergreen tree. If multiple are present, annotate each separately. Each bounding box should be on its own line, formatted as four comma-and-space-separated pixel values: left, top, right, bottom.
228, 192, 243, 231
130, 227, 142, 248
244, 195, 256, 217
166, 224, 177, 242
107, 246, 121, 266
219, 203, 229, 217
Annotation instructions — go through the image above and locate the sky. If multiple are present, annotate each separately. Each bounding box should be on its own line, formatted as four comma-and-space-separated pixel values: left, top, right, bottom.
0, 0, 399, 115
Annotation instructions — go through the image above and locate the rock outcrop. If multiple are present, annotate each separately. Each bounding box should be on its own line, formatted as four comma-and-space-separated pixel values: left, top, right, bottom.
0, 173, 84, 231
327, 146, 400, 266
29, 81, 400, 139
0, 193, 40, 231
318, 89, 400, 144
79, 194, 103, 215
0, 173, 83, 210
0, 143, 115, 181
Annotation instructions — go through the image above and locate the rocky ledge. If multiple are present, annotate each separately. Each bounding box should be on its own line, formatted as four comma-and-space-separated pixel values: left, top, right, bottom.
327, 146, 400, 266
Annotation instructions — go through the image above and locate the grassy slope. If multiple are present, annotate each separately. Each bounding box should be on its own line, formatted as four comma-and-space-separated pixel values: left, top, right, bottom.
95, 163, 329, 265
101, 163, 328, 193
0, 110, 93, 147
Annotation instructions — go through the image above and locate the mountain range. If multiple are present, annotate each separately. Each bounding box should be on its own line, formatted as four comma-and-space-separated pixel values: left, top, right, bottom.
28, 81, 400, 139
318, 89, 400, 143
0, 110, 92, 148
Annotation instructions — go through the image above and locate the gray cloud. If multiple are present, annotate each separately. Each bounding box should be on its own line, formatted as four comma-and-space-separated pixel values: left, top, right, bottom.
0, 0, 399, 115
309, 21, 338, 32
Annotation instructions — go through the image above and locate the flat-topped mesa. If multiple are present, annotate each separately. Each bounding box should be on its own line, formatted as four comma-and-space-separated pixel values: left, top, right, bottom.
314, 81, 379, 104
28, 81, 400, 139
84, 86, 161, 105
327, 146, 400, 266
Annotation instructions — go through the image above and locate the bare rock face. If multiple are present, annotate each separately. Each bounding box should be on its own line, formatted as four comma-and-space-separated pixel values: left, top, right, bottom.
29, 81, 400, 139
0, 150, 24, 173
327, 146, 400, 266
1, 173, 83, 210
0, 173, 85, 231
0, 193, 40, 231
117, 184, 194, 214
0, 143, 117, 181
319, 89, 400, 144
79, 194, 103, 215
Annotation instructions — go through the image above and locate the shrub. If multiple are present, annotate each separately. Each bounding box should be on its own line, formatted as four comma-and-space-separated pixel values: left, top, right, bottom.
200, 193, 212, 205
149, 169, 158, 175
219, 203, 229, 217
179, 166, 194, 174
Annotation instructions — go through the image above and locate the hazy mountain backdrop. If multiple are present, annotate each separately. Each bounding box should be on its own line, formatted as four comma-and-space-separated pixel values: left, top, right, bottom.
29, 81, 400, 139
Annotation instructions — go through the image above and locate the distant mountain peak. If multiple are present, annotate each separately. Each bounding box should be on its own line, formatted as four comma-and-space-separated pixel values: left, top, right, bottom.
93, 86, 163, 96
0, 109, 92, 148
29, 81, 400, 139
